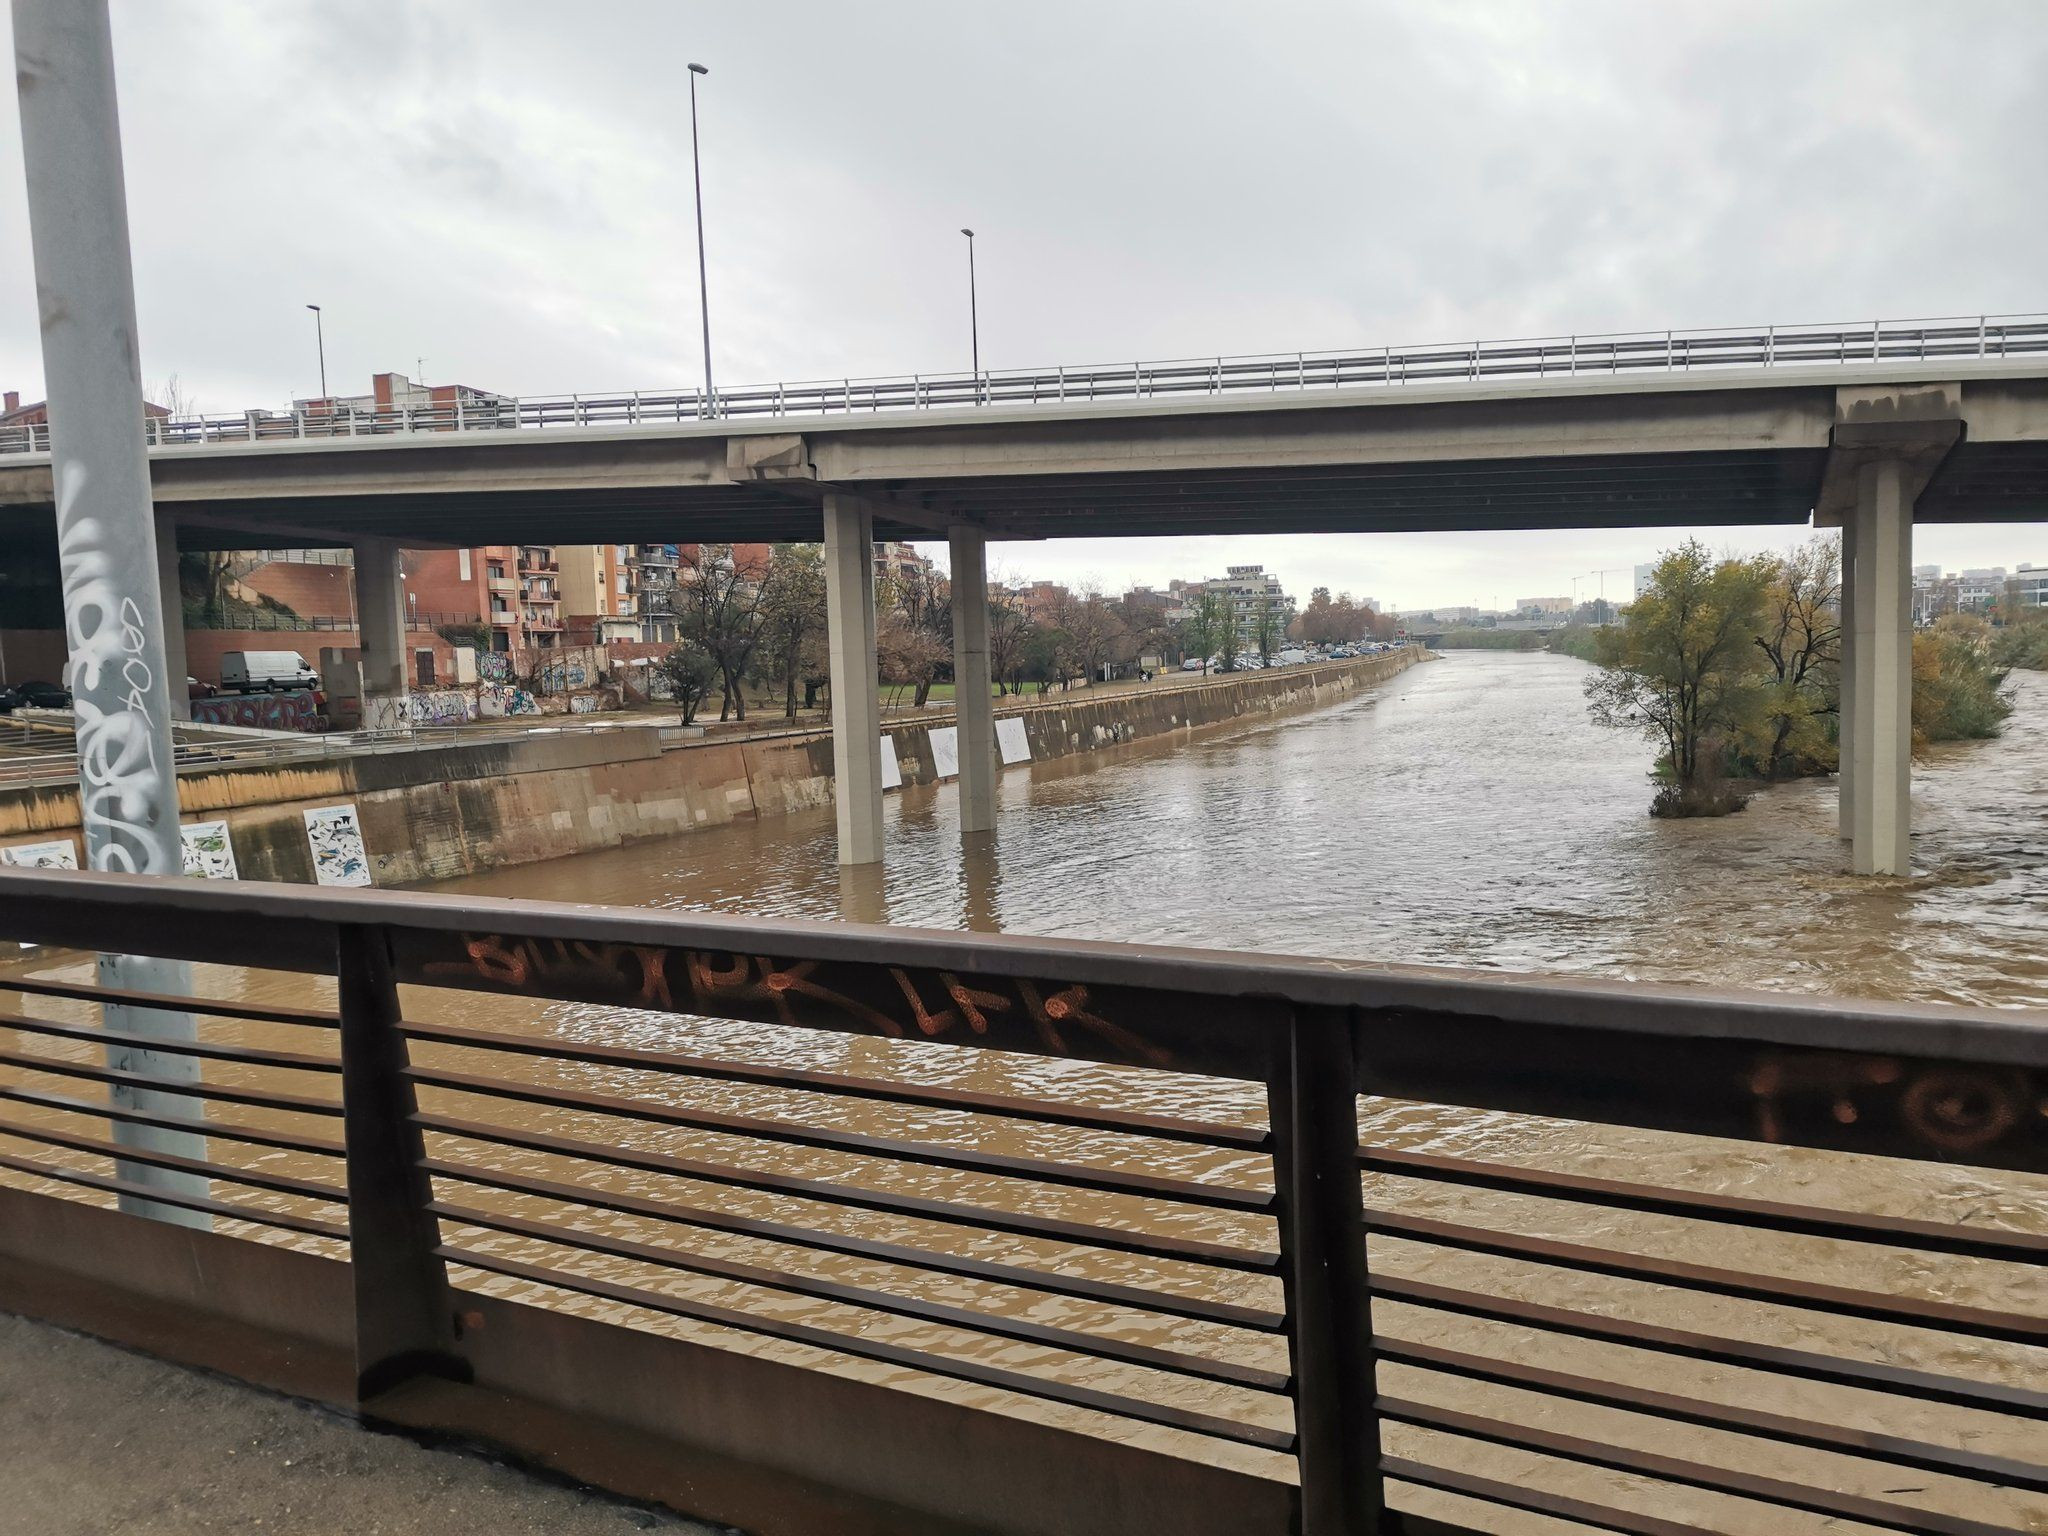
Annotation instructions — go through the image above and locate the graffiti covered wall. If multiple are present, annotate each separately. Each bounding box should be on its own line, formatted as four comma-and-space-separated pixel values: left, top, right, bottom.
190, 690, 324, 732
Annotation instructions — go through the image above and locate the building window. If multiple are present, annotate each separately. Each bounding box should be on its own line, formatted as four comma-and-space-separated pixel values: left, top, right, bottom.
458, 549, 472, 581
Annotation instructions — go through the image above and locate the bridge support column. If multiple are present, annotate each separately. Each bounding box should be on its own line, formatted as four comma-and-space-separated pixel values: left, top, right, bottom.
353, 538, 408, 729
1836, 512, 1858, 840
155, 515, 191, 722
824, 494, 884, 866
949, 524, 996, 836
1845, 460, 1913, 876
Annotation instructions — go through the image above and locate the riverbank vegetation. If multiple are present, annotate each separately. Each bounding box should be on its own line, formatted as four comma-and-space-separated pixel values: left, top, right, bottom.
1582, 538, 2017, 818
1435, 628, 1545, 650
1991, 612, 2048, 670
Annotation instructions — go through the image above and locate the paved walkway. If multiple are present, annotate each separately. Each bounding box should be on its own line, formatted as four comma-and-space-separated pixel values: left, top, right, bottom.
0, 1313, 720, 1536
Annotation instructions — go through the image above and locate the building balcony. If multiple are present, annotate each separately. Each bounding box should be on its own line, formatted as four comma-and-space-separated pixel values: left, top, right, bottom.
487, 575, 517, 593
489, 612, 517, 627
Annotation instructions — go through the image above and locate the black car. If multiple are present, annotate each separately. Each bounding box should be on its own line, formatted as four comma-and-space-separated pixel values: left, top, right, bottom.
0, 680, 72, 713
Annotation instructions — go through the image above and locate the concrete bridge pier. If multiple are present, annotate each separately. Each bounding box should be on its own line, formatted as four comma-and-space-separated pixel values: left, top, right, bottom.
823, 493, 885, 865
155, 515, 191, 722
949, 524, 997, 835
1843, 461, 1914, 876
1822, 382, 1958, 878
353, 538, 409, 729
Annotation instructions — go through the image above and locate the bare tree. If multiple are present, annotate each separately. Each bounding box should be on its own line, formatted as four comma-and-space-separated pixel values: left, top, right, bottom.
676, 543, 776, 720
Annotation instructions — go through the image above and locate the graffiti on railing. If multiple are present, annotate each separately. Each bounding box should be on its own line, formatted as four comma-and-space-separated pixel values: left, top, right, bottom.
1748, 1049, 2042, 1159
397, 929, 1270, 1074
190, 690, 323, 732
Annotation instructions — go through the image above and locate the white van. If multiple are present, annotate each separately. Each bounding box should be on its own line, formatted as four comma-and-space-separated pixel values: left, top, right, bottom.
219, 650, 320, 694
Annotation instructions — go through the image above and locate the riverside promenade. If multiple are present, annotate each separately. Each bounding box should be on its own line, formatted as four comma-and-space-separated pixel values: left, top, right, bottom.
0, 1313, 716, 1536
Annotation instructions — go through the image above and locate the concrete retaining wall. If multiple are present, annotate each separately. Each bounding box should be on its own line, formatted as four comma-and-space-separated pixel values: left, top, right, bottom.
0, 650, 1424, 886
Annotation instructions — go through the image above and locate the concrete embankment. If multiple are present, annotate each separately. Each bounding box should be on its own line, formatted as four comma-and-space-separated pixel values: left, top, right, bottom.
0, 650, 1425, 885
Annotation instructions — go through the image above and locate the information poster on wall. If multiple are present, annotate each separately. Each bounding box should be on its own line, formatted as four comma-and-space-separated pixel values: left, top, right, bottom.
929, 726, 960, 780
996, 717, 1033, 765
879, 738, 903, 790
304, 804, 372, 887
0, 839, 78, 870
179, 820, 240, 881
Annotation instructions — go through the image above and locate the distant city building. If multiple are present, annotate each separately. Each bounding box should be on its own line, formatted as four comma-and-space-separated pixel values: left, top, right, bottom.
1516, 596, 1573, 615
1910, 559, 2044, 624
1633, 562, 1656, 599
1207, 565, 1297, 644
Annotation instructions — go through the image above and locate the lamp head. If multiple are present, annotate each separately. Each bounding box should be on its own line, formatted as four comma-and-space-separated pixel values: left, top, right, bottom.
961, 227, 974, 238
687, 62, 708, 75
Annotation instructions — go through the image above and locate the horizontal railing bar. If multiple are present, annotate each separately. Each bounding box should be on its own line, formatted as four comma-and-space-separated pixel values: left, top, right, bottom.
438, 1244, 1295, 1452
0, 1011, 340, 1074
0, 1150, 349, 1240
416, 1114, 1279, 1273
1376, 1336, 2048, 1493
1376, 1397, 2019, 1536
1382, 1456, 1719, 1536
408, 1062, 1275, 1213
399, 1018, 1270, 1150
1368, 1210, 2048, 1347
432, 1200, 1288, 1393
1360, 1146, 2047, 1263
0, 1045, 344, 1117
0, 1083, 345, 1157
0, 1115, 349, 1204
0, 975, 339, 1029
421, 1156, 1283, 1331
1374, 1273, 2048, 1421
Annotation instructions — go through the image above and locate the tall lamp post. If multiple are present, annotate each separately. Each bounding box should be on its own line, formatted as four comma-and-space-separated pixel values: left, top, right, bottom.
306, 303, 327, 397
960, 227, 979, 399
686, 61, 714, 417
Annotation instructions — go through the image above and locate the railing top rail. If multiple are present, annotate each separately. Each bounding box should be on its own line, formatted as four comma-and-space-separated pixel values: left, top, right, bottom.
0, 866, 2040, 1071
4, 311, 2047, 457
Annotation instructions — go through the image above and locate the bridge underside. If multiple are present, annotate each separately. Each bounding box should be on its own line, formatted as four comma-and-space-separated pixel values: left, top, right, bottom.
5, 441, 2045, 553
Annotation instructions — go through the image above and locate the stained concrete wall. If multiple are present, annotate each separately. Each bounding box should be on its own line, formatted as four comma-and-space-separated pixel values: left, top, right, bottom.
0, 650, 1424, 885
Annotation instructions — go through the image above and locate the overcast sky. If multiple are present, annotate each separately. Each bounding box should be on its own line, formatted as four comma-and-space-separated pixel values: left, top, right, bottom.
1, 1, 2042, 608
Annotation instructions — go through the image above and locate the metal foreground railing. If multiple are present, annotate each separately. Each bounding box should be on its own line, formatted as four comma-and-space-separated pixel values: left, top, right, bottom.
2, 312, 2047, 454
0, 869, 2041, 1535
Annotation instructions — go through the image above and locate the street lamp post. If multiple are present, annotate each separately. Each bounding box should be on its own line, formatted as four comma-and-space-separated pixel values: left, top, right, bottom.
306, 303, 326, 397
960, 227, 979, 400
686, 62, 714, 417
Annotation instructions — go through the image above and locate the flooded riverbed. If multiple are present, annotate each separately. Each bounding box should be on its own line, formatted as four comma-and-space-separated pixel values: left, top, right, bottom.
438, 651, 2048, 1008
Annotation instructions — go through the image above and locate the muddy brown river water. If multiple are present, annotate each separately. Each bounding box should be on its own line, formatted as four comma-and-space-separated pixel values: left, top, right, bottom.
5, 652, 2044, 1532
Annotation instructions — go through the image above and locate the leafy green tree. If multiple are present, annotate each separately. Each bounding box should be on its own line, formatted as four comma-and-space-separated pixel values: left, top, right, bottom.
1743, 534, 1841, 779
1253, 596, 1282, 664
655, 643, 721, 724
1585, 540, 1773, 817
759, 544, 827, 720
1914, 615, 2016, 741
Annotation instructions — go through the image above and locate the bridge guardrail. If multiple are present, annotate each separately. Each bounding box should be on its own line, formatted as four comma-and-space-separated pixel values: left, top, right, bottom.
0, 869, 2040, 1535
2, 312, 2045, 456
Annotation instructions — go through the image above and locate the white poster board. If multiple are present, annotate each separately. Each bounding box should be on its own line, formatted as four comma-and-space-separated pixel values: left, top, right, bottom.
879, 737, 903, 790
0, 839, 77, 870
996, 716, 1032, 765
180, 820, 240, 880
304, 804, 372, 887
928, 725, 960, 780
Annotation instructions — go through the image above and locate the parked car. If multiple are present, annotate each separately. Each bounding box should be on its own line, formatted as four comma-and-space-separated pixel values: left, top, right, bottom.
188, 676, 219, 699
219, 650, 319, 693
0, 679, 71, 714
1181, 657, 1207, 671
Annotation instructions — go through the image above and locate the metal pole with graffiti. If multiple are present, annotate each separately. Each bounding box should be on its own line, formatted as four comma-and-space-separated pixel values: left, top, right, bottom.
14, 0, 206, 1223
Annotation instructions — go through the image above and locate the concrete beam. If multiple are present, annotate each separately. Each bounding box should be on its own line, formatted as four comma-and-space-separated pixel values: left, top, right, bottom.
1814, 382, 1961, 527
823, 494, 883, 866
949, 525, 996, 835
1846, 459, 1913, 876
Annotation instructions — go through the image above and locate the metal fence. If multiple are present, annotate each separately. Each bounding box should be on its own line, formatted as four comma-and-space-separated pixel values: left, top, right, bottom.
2, 312, 2044, 455
183, 609, 481, 632
0, 870, 2039, 1534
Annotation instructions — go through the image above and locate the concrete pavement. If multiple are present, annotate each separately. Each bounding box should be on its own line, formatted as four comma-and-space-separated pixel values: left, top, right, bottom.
0, 1312, 724, 1536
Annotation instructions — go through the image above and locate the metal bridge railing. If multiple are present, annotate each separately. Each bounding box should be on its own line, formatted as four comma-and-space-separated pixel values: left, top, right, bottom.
0, 870, 2039, 1535
2, 311, 2044, 456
